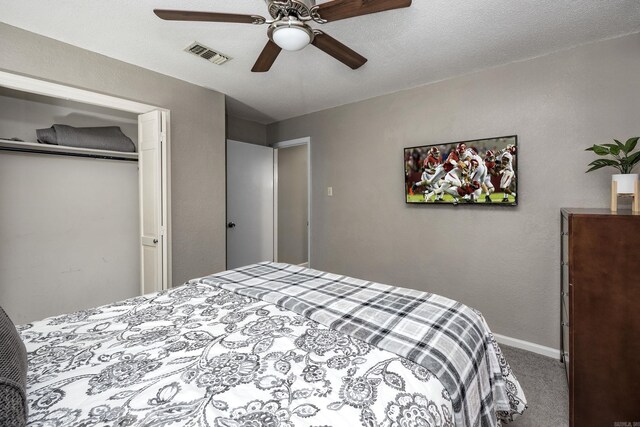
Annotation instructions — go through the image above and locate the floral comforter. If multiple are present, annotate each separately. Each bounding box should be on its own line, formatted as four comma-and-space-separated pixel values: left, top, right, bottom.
201, 263, 527, 427
20, 282, 455, 427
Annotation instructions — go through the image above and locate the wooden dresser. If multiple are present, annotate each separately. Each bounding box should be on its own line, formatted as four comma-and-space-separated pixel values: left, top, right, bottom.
561, 209, 640, 427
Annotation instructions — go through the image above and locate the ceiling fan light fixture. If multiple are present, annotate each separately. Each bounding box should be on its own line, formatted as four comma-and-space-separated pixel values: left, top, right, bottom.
268, 18, 314, 51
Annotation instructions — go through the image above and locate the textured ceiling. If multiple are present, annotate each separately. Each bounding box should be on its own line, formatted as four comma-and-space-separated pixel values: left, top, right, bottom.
1, 0, 639, 124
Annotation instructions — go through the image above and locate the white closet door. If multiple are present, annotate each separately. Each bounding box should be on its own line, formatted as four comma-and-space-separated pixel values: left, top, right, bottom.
138, 110, 165, 295
226, 140, 274, 269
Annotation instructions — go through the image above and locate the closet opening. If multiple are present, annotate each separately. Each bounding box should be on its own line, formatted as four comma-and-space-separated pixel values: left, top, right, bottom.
0, 72, 170, 324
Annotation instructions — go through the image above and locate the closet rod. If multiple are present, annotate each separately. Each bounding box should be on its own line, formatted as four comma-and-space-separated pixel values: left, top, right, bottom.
0, 145, 138, 162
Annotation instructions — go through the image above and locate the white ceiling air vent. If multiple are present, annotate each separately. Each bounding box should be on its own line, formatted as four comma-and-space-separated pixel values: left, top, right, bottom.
185, 42, 231, 65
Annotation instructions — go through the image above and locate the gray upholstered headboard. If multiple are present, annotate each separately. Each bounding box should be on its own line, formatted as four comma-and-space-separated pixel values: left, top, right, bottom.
0, 306, 28, 427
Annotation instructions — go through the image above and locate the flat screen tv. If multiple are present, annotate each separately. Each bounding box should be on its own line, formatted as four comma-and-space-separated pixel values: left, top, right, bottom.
404, 135, 517, 205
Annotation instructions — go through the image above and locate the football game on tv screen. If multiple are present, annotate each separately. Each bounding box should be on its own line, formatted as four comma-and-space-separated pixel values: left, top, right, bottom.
404, 135, 517, 205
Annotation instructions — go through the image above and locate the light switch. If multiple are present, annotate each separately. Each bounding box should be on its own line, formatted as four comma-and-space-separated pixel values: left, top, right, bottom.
327, 187, 333, 197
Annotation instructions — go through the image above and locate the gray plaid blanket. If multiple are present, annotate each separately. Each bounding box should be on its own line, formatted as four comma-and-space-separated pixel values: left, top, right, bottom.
198, 262, 524, 427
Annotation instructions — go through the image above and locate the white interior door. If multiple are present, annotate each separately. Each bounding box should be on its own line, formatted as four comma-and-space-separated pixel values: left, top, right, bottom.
227, 140, 274, 269
138, 110, 165, 294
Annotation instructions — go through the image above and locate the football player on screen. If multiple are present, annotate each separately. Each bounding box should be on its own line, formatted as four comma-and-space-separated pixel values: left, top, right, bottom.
411, 147, 446, 202
497, 144, 517, 202
425, 158, 470, 204
482, 149, 497, 202
459, 146, 491, 203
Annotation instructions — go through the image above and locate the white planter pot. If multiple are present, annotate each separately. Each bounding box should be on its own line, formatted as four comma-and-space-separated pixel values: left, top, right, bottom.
612, 173, 639, 194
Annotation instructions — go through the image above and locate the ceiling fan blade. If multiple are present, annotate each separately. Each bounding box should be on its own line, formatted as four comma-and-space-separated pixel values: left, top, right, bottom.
315, 0, 411, 23
252, 40, 282, 73
311, 31, 367, 70
154, 9, 265, 24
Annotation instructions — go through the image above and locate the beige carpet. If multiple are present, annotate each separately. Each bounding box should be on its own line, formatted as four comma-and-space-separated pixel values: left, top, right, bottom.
501, 345, 569, 427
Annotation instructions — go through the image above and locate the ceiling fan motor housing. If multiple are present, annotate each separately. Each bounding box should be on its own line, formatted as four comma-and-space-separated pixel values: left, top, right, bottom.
266, 0, 317, 20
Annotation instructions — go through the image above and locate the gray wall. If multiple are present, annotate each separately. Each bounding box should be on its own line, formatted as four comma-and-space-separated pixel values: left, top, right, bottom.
277, 144, 308, 265
268, 32, 640, 350
0, 23, 227, 320
227, 115, 268, 146
0, 154, 139, 324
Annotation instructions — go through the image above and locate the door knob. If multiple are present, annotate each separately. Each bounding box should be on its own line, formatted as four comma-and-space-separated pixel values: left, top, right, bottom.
227, 222, 236, 228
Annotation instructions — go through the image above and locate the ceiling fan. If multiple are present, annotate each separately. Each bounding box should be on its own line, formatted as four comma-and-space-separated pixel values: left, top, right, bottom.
154, 0, 412, 72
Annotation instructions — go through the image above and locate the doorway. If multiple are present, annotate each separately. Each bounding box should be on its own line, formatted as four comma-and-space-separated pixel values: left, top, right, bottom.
274, 138, 309, 266
225, 137, 310, 269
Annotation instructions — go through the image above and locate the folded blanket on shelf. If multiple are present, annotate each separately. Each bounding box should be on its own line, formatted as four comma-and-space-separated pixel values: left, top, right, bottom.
36, 125, 135, 152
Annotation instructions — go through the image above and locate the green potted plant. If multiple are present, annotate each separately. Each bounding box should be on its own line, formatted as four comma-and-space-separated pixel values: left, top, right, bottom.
586, 137, 640, 193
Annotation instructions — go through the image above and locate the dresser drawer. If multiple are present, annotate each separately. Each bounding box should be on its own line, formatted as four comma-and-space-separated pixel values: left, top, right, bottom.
562, 317, 569, 348
561, 233, 568, 262
562, 263, 569, 295
563, 351, 570, 384
561, 291, 569, 319
561, 287, 570, 385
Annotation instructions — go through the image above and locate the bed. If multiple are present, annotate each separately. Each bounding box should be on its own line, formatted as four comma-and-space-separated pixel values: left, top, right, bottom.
16, 262, 526, 427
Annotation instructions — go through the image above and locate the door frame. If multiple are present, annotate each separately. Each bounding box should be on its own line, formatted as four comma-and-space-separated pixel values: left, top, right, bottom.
0, 70, 172, 290
272, 137, 311, 267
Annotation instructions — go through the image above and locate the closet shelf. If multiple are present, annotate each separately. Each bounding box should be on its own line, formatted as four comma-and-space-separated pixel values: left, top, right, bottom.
0, 139, 138, 162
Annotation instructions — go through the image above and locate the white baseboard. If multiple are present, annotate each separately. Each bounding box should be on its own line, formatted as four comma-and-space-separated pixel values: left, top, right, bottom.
493, 333, 561, 359
298, 262, 309, 267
